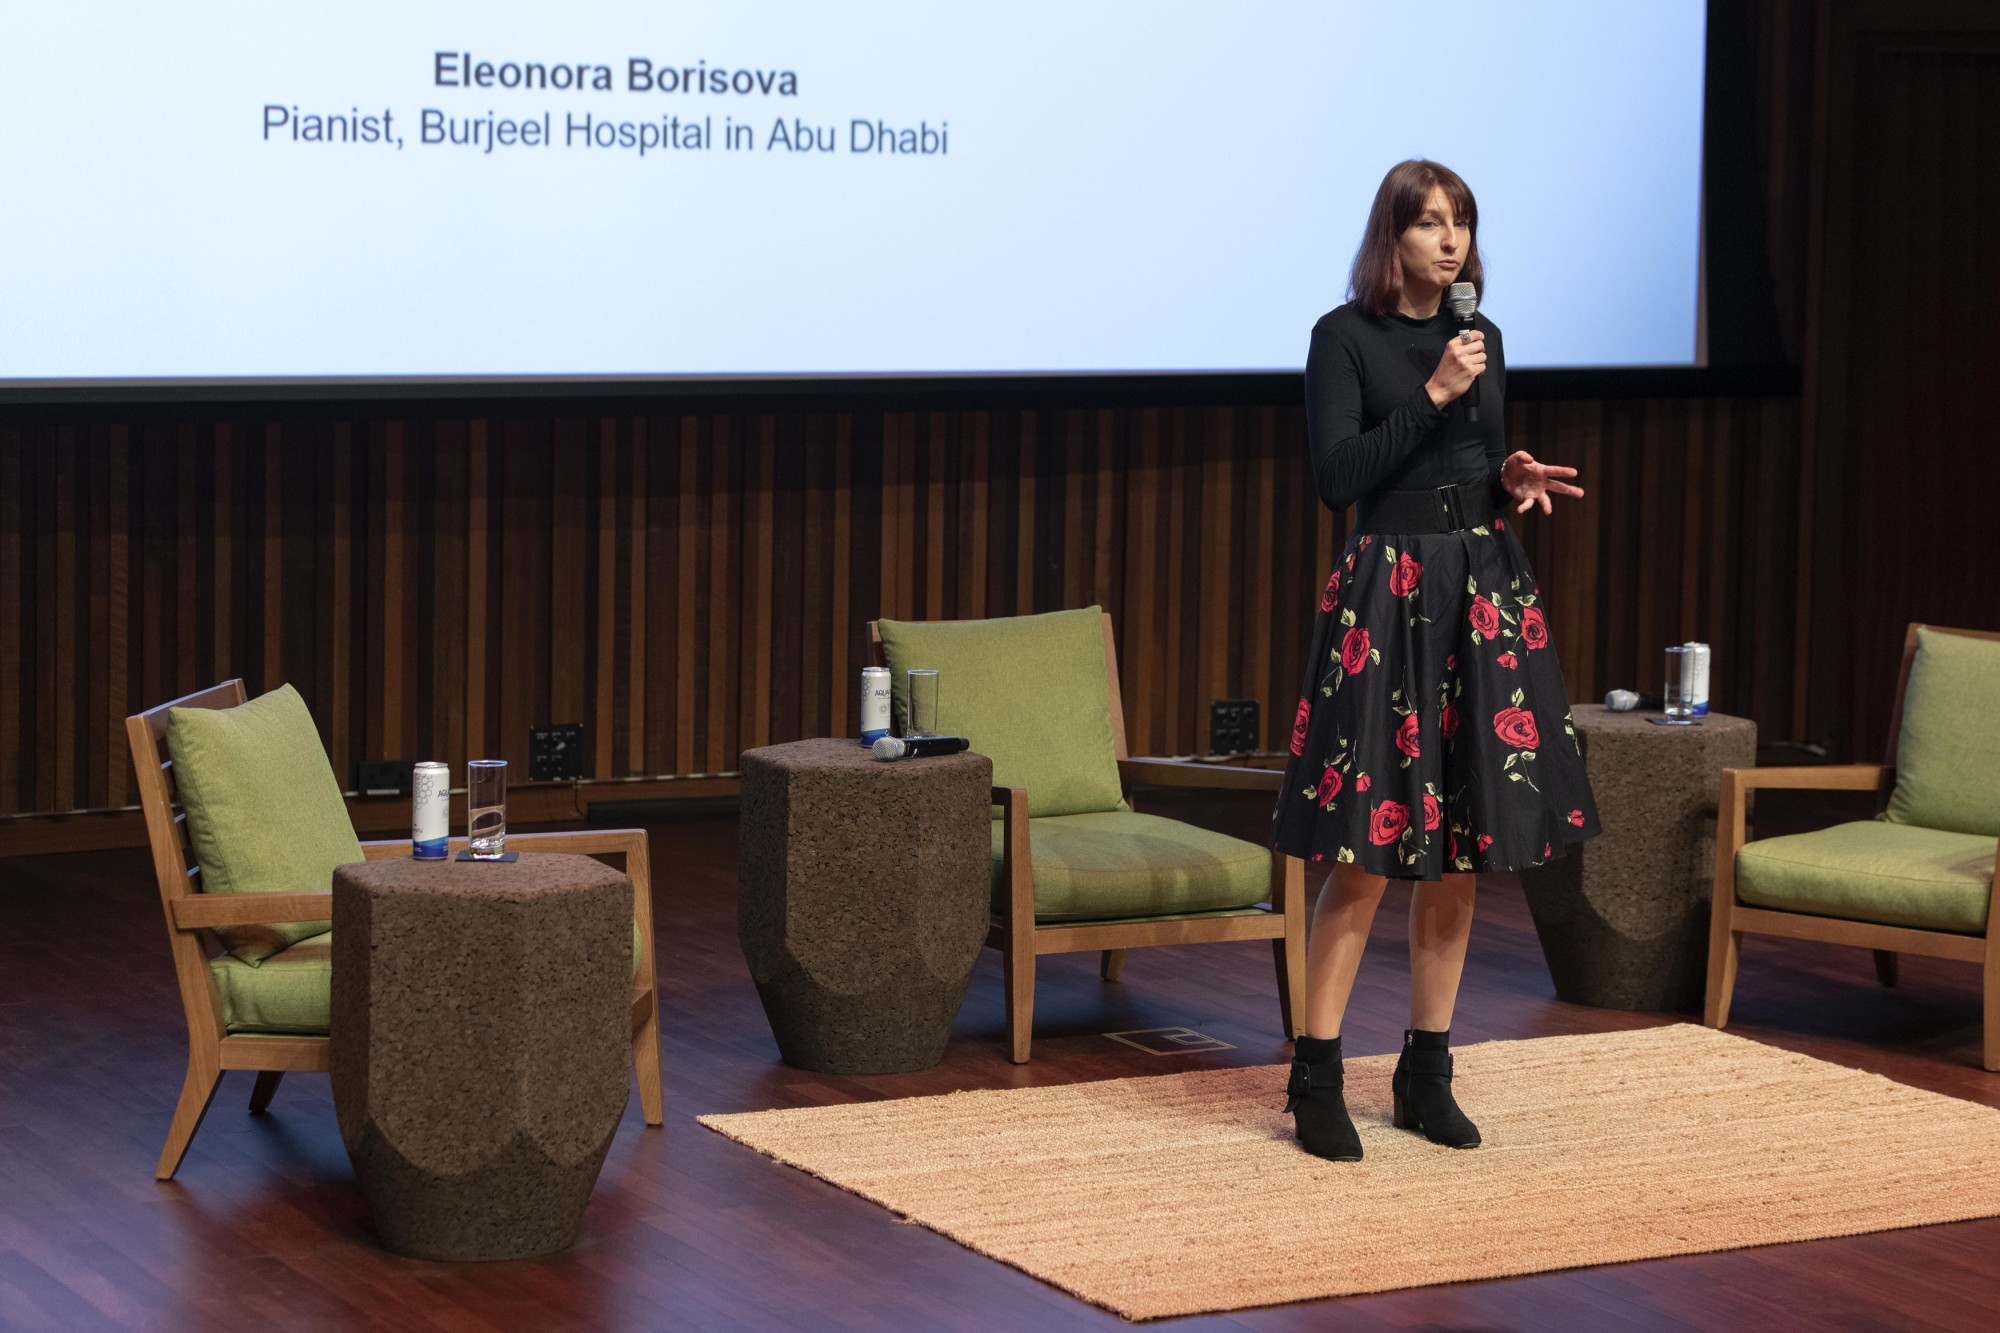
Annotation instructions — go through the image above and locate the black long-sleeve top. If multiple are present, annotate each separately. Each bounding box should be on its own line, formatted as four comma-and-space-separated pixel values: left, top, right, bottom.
1304, 301, 1508, 517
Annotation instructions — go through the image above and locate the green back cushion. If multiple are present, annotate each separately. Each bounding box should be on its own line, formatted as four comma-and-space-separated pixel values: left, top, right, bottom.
166, 684, 357, 963
1885, 629, 2000, 837
877, 607, 1125, 818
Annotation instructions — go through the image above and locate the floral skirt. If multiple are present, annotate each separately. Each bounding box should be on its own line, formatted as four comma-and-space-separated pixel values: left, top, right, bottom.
1269, 518, 1601, 879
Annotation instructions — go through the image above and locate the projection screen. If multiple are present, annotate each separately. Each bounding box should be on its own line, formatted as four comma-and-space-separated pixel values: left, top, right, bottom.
0, 2, 1707, 388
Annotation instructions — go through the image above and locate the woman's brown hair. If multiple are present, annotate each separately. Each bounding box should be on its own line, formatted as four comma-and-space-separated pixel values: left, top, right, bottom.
1347, 159, 1482, 315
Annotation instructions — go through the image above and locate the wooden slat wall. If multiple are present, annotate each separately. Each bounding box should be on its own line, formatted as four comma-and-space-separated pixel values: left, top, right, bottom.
1799, 5, 2000, 763
9, 0, 1995, 822
1, 397, 1803, 818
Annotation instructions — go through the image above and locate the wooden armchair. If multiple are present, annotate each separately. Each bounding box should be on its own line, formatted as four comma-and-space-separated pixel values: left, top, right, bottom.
871, 608, 1305, 1062
129, 681, 664, 1179
1705, 625, 2000, 1068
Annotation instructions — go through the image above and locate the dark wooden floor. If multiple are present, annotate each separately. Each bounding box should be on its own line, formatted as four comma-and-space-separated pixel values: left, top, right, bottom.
5, 789, 2000, 1331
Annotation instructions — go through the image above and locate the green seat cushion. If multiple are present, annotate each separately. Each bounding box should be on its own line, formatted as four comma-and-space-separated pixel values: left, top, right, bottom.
1736, 820, 1996, 934
210, 920, 649, 1035
991, 810, 1272, 923
878, 607, 1125, 819
166, 684, 358, 963
211, 931, 333, 1034
1885, 628, 2000, 837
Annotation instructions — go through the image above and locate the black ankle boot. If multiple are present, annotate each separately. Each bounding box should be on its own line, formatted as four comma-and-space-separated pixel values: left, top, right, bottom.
1391, 1028, 1480, 1148
1286, 1035, 1362, 1162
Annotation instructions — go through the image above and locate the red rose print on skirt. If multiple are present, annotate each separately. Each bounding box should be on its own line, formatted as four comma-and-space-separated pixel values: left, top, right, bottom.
1493, 706, 1540, 749
1521, 606, 1549, 650
1341, 626, 1371, 674
1270, 516, 1599, 877
1368, 800, 1409, 845
1469, 595, 1501, 640
1389, 552, 1422, 598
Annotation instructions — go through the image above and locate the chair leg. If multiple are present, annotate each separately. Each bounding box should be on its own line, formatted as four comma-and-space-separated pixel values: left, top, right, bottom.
1273, 933, 1305, 1040
997, 788, 1036, 1063
1986, 983, 2000, 1074
1099, 949, 1125, 982
1006, 940, 1035, 1064
1272, 853, 1307, 1039
1707, 776, 1747, 1032
1984, 936, 2000, 1073
1872, 949, 1899, 988
632, 996, 665, 1127
248, 1071, 283, 1114
157, 1057, 222, 1181
1704, 924, 1741, 1030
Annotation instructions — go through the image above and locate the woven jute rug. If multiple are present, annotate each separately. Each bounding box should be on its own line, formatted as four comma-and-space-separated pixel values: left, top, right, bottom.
699, 1025, 2000, 1320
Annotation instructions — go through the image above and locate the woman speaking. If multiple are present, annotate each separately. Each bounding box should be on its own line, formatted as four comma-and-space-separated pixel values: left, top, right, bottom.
1269, 159, 1599, 1162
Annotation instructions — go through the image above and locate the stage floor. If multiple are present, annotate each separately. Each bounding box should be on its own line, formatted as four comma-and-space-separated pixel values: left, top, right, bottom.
3, 788, 1996, 1330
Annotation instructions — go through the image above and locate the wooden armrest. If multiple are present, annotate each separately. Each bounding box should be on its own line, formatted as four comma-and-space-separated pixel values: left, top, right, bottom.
1723, 764, 1891, 793
1118, 757, 1284, 793
1714, 764, 1892, 886
171, 892, 333, 929
487, 829, 648, 856
359, 829, 648, 860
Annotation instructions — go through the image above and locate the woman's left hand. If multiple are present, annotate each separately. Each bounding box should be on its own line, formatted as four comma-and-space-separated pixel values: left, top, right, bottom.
1500, 450, 1585, 514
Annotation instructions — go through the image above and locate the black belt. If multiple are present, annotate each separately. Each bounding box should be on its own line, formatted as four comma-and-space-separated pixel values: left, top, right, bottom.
1354, 482, 1499, 535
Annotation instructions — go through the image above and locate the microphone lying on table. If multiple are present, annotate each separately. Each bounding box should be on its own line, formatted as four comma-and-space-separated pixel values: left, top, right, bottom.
1605, 689, 1667, 712
872, 735, 971, 761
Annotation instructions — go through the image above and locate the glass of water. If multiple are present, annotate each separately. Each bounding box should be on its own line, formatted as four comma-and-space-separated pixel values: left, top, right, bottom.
467, 759, 507, 858
1663, 647, 1695, 722
906, 669, 941, 737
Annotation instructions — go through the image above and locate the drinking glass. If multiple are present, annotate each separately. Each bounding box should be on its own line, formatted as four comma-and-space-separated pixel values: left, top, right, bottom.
906, 669, 941, 737
1663, 647, 1694, 721
467, 759, 507, 858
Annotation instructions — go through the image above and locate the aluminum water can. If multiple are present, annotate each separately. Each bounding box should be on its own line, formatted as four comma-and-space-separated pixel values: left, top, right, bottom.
412, 761, 450, 859
860, 667, 892, 746
1683, 642, 1712, 716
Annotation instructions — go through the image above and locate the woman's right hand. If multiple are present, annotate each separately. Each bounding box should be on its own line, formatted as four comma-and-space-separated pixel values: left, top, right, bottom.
1425, 329, 1486, 408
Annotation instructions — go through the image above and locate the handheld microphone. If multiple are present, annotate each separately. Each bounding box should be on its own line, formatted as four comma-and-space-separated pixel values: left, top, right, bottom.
1447, 281, 1480, 424
871, 734, 971, 761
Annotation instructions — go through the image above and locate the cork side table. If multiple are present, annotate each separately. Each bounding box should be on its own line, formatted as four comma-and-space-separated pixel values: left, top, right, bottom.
738, 738, 992, 1074
1521, 706, 1757, 1010
331, 853, 632, 1261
